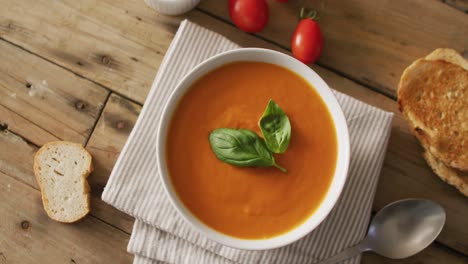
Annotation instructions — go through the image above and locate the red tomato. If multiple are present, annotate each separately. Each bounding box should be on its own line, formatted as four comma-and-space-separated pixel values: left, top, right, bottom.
291, 18, 323, 64
229, 0, 268, 33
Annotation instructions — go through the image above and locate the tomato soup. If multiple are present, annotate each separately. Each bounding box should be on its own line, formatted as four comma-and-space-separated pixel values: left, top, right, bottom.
166, 62, 337, 239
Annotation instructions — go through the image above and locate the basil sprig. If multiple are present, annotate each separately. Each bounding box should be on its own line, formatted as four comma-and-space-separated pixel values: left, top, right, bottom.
208, 100, 291, 173
259, 99, 291, 154
209, 128, 287, 172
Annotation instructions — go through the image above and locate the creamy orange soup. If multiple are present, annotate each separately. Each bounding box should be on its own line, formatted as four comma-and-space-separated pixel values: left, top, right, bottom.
166, 62, 337, 239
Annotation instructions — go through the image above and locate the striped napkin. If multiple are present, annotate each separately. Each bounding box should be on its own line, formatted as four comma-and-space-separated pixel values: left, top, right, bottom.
102, 20, 394, 264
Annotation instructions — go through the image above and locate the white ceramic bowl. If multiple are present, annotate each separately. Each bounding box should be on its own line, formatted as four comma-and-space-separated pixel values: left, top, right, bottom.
157, 48, 350, 250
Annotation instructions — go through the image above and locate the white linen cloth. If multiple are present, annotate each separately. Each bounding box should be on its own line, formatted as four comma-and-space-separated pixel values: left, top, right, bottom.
102, 20, 394, 264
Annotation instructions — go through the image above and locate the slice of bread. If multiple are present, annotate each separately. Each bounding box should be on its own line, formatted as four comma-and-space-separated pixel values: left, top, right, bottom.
423, 151, 468, 197
425, 48, 468, 71
33, 141, 93, 223
398, 48, 468, 171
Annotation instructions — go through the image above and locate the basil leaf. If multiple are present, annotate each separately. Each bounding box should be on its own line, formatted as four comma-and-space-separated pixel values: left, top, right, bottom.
209, 128, 286, 172
259, 99, 291, 154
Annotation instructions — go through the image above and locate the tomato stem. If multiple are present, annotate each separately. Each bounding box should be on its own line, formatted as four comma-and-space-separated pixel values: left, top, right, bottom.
299, 7, 319, 21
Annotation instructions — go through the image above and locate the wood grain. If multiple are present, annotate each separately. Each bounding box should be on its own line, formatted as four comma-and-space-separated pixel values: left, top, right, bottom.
0, 171, 132, 264
0, 40, 109, 145
0, 0, 295, 103
0, 130, 37, 187
198, 0, 468, 97
4, 0, 465, 102
0, 0, 169, 103
362, 245, 467, 264
0, 104, 59, 146
443, 0, 468, 12
86, 93, 141, 232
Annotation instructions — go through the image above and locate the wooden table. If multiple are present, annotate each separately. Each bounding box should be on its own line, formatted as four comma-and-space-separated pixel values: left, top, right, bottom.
1, 0, 467, 263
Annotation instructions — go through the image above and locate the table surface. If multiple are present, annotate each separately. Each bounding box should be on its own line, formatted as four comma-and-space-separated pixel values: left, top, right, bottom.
1, 0, 467, 263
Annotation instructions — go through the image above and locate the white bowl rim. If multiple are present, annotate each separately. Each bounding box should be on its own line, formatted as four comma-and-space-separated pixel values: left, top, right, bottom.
156, 48, 350, 250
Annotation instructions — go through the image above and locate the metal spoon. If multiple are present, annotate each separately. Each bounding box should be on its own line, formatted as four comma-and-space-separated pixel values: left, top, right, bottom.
319, 199, 446, 264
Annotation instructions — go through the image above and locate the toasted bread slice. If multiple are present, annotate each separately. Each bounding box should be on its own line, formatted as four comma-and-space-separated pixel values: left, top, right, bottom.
425, 48, 468, 70
398, 49, 468, 171
423, 151, 468, 197
33, 141, 93, 223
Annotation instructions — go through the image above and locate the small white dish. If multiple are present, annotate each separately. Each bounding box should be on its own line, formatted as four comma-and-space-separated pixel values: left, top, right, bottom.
144, 0, 200, 16
156, 48, 350, 250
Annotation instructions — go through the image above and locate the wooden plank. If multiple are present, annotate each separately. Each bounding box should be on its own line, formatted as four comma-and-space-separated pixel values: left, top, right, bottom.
198, 0, 468, 97
0, 171, 132, 263
0, 130, 37, 188
0, 0, 169, 103
0, 104, 59, 146
0, 0, 301, 103
2, 0, 467, 101
0, 40, 109, 145
86, 93, 141, 232
443, 0, 468, 12
362, 244, 467, 264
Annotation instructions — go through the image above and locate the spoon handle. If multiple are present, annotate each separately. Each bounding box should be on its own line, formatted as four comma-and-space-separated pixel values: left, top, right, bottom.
318, 242, 369, 264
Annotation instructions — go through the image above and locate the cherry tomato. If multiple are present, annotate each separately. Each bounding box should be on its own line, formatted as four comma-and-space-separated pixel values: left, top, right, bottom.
291, 13, 323, 64
229, 0, 268, 33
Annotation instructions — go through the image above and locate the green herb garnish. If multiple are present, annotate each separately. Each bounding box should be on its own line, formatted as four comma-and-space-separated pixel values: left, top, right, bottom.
258, 99, 291, 154
209, 128, 287, 172
208, 100, 291, 173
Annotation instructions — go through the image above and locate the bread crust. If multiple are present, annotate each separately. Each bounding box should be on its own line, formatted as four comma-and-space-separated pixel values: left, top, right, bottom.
425, 48, 468, 71
398, 49, 468, 171
423, 151, 468, 197
33, 141, 93, 223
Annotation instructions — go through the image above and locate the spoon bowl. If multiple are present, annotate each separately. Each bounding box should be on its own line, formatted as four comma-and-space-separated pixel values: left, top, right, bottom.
366, 199, 446, 259
320, 199, 446, 264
